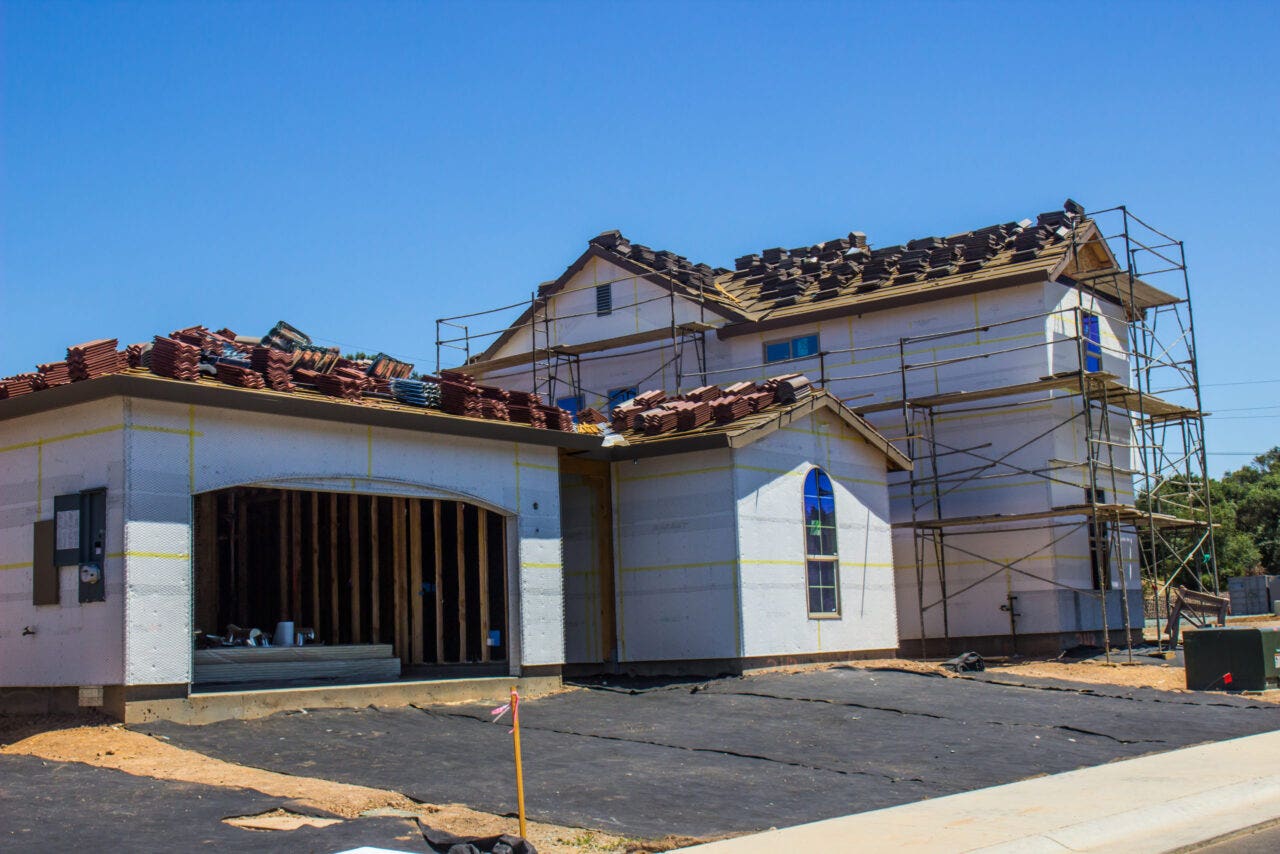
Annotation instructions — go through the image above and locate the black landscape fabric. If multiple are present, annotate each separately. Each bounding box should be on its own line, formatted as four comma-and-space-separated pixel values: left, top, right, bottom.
0, 754, 429, 853
137, 667, 1280, 839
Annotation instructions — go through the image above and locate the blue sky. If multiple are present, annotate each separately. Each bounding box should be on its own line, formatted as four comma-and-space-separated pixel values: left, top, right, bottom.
3, 1, 1277, 474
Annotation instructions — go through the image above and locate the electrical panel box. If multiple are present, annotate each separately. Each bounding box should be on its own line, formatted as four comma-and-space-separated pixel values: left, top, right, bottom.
1185, 626, 1280, 692
52, 488, 107, 604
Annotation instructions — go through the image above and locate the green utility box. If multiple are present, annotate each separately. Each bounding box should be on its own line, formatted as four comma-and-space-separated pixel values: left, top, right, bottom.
1184, 626, 1280, 692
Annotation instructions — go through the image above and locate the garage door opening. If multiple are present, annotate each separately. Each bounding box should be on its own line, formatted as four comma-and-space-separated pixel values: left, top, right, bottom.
192, 486, 508, 690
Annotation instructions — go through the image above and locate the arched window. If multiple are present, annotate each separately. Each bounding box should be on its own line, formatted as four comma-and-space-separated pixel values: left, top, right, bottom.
803, 468, 840, 615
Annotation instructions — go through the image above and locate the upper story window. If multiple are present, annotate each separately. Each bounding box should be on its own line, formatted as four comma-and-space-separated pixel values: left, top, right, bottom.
596, 284, 613, 317
764, 333, 819, 364
607, 386, 638, 410
803, 467, 840, 616
1082, 312, 1101, 372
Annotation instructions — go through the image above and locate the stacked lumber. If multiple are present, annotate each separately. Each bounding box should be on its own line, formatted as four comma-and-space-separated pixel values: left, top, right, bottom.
67, 338, 120, 380
150, 336, 202, 381
250, 347, 295, 392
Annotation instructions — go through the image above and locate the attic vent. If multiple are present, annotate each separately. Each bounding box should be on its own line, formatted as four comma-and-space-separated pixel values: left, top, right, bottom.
596, 283, 612, 316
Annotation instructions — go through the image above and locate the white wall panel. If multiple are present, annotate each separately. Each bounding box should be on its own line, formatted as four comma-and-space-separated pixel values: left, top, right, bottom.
0, 399, 125, 687
612, 449, 740, 662
733, 409, 897, 657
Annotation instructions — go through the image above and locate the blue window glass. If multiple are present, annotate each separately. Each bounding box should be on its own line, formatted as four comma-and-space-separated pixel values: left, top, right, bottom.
556, 395, 584, 415
803, 468, 839, 615
1082, 313, 1102, 372
764, 340, 791, 363
792, 334, 819, 358
607, 386, 638, 410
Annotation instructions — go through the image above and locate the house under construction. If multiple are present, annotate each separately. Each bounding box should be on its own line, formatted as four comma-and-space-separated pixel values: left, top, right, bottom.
441, 201, 1215, 658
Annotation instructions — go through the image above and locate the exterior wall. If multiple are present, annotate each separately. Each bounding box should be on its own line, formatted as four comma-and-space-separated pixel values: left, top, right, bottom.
611, 448, 740, 662
3, 395, 566, 690
0, 399, 127, 687
470, 269, 1146, 650
733, 409, 897, 657
560, 472, 604, 664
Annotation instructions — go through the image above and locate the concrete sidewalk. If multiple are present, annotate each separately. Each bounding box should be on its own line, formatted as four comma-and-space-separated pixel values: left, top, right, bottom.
686, 730, 1280, 853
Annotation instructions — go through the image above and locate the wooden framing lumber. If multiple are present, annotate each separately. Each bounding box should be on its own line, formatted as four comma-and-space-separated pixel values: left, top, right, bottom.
194, 492, 219, 634
370, 496, 381, 643
433, 500, 444, 664
456, 502, 467, 662
310, 492, 320, 631
235, 493, 248, 625
410, 499, 424, 664
278, 492, 289, 620
349, 494, 361, 643
329, 492, 340, 644
291, 491, 303, 624
391, 496, 406, 660
478, 508, 489, 662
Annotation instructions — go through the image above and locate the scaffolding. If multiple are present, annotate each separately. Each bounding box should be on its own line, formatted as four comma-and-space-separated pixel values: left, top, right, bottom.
834, 206, 1216, 660
434, 266, 716, 406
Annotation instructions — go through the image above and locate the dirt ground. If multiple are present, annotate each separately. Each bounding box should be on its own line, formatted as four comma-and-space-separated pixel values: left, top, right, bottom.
0, 715, 693, 853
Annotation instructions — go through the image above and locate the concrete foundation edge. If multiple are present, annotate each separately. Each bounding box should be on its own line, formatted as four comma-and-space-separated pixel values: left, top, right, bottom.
897, 629, 1145, 659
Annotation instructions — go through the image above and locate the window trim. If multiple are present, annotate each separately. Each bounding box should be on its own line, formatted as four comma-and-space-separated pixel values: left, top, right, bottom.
802, 467, 841, 618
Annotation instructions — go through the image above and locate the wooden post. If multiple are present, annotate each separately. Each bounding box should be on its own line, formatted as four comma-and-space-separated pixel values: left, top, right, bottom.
329, 492, 340, 644
278, 492, 289, 620
391, 496, 405, 660
457, 502, 467, 662
478, 508, 490, 662
370, 496, 381, 643
410, 498, 424, 665
194, 492, 219, 635
235, 493, 248, 625
349, 494, 361, 643
310, 492, 321, 631
433, 500, 444, 664
291, 491, 303, 623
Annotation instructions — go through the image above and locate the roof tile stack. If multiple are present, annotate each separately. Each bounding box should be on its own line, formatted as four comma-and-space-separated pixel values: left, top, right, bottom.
509, 403, 547, 429
640, 407, 680, 435
35, 361, 72, 390
585, 204, 1083, 315
439, 370, 482, 417
250, 347, 296, 392
312, 371, 363, 401
711, 395, 753, 423
539, 404, 574, 431
0, 373, 40, 398
125, 343, 149, 368
744, 390, 775, 411
215, 362, 266, 389
150, 336, 202, 381
67, 338, 120, 381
